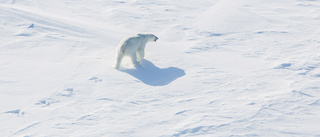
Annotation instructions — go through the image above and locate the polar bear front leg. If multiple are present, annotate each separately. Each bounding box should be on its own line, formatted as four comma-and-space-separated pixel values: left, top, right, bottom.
130, 53, 140, 66
113, 53, 124, 69
137, 48, 145, 62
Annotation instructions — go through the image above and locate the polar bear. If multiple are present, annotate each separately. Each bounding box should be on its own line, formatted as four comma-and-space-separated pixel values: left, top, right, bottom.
113, 34, 158, 69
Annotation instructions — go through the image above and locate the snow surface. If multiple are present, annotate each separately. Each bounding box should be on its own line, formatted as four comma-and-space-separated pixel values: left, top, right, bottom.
1, 0, 320, 136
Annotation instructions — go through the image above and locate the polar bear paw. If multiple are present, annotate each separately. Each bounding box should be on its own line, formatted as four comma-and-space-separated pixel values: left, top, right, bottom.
133, 61, 141, 67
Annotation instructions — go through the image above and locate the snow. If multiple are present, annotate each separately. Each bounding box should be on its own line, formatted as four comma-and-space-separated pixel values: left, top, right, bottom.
1, 0, 320, 136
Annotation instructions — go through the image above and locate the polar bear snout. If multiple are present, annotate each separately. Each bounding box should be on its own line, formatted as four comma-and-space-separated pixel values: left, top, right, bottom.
155, 37, 158, 41
154, 36, 158, 42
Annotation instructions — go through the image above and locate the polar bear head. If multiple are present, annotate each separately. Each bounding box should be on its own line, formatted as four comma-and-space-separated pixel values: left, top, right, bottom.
148, 34, 158, 42
138, 34, 158, 42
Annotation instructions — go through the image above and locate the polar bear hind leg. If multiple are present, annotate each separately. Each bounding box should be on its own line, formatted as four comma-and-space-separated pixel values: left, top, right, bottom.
113, 53, 124, 69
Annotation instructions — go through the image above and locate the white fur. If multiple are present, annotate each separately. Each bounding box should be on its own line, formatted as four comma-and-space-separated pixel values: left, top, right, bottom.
113, 34, 158, 69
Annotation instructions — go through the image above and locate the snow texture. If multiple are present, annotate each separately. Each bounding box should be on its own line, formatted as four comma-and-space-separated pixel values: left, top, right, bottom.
1, 0, 320, 136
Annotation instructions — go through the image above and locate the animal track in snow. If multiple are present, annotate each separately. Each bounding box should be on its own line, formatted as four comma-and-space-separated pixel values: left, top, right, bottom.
35, 98, 60, 107
89, 77, 103, 82
57, 88, 77, 97
275, 63, 292, 69
5, 109, 25, 115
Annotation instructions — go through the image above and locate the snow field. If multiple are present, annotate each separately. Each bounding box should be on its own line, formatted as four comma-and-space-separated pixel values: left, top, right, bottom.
1, 0, 320, 136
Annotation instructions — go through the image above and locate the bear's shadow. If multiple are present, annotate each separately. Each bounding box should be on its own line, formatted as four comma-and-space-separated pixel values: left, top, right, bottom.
121, 60, 185, 86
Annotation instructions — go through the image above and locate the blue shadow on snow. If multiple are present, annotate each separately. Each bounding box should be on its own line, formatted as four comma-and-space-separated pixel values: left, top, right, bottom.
121, 60, 185, 86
